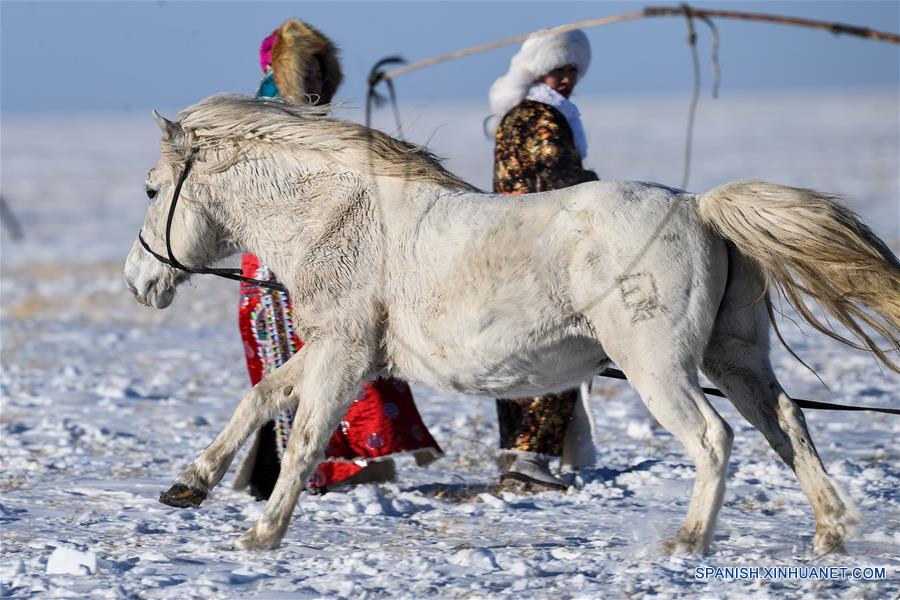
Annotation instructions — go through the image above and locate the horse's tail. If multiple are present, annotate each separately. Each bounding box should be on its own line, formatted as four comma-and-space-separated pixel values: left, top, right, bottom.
696, 180, 900, 372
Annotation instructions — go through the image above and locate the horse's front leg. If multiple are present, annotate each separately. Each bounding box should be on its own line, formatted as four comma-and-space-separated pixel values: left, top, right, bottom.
233, 339, 369, 550
159, 349, 308, 508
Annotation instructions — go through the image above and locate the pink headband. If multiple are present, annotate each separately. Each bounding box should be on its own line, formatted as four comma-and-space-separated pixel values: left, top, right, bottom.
259, 31, 278, 73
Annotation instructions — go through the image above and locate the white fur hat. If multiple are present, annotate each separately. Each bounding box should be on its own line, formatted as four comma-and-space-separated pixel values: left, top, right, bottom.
487, 28, 591, 133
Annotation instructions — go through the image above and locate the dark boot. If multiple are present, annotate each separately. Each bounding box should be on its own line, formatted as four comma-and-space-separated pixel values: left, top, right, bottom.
248, 421, 280, 500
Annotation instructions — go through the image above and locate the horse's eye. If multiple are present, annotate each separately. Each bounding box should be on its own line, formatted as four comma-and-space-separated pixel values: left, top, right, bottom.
146, 188, 158, 200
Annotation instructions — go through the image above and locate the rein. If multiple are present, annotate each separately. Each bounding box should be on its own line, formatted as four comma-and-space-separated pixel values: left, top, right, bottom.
601, 368, 899, 416
138, 158, 288, 293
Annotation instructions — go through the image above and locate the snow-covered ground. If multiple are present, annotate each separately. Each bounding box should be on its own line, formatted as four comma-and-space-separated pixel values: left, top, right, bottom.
1, 91, 898, 598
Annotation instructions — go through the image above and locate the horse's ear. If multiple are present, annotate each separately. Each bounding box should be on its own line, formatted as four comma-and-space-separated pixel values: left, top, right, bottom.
152, 110, 181, 142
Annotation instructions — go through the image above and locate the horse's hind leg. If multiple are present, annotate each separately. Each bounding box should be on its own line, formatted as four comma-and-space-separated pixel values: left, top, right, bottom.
702, 333, 860, 554
616, 356, 734, 555
160, 349, 308, 508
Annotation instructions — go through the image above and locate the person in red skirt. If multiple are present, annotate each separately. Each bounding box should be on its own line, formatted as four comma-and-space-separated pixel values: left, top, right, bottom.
232, 19, 442, 500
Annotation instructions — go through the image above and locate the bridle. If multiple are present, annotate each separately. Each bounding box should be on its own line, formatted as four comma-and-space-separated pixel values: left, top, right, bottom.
138, 157, 288, 293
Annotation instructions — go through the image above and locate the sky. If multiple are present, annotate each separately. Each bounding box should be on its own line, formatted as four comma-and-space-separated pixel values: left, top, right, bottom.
1, 1, 898, 116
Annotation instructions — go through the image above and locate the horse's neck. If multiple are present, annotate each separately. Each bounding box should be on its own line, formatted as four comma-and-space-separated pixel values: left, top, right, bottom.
218, 163, 387, 289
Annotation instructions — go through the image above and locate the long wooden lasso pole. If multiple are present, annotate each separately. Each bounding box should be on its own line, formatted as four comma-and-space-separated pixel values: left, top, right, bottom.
370, 4, 899, 86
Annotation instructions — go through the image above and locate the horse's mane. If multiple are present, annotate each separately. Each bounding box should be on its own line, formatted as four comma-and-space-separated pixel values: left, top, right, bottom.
176, 94, 478, 192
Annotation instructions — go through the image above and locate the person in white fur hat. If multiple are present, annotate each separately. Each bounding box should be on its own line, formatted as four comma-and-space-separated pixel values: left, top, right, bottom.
488, 28, 598, 490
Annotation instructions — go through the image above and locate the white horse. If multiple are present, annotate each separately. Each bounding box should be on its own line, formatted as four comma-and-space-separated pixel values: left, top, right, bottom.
124, 94, 899, 554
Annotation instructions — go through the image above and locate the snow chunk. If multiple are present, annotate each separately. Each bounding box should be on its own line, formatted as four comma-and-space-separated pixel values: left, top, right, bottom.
93, 375, 140, 399
137, 551, 168, 563
497, 555, 537, 576
351, 485, 389, 516
477, 492, 508, 509
626, 420, 653, 440
7, 559, 25, 576
448, 547, 499, 571
827, 459, 862, 478
550, 547, 582, 561
46, 546, 97, 575
390, 498, 416, 515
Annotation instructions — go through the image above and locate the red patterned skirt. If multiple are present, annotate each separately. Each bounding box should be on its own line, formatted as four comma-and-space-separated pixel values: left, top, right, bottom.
238, 253, 442, 488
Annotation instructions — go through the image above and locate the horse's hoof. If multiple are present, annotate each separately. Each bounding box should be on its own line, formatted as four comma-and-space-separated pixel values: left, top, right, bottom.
661, 536, 707, 556
159, 483, 207, 508
232, 529, 281, 551
813, 532, 846, 555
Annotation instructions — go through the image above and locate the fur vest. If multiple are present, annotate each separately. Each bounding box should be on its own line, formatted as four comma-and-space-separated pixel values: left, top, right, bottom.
493, 99, 597, 195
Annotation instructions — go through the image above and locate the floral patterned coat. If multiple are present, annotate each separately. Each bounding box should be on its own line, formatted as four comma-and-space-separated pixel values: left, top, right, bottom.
492, 98, 597, 456
493, 99, 597, 195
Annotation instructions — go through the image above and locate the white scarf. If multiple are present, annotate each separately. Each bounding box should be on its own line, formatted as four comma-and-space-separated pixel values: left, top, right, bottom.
525, 83, 588, 159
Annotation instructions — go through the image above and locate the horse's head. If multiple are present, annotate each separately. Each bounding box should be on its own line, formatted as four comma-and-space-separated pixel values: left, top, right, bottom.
124, 111, 232, 308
